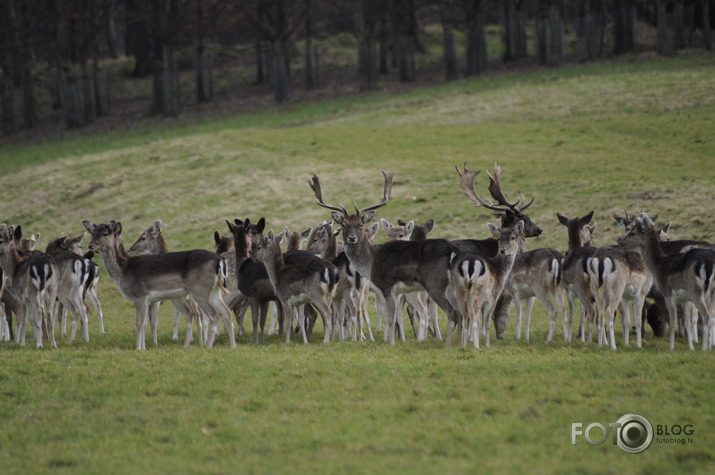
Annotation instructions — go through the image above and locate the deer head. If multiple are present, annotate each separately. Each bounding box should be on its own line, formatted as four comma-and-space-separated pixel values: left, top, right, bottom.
310, 171, 393, 245
456, 163, 542, 237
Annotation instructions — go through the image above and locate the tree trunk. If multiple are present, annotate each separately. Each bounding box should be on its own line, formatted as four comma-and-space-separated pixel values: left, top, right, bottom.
673, 0, 685, 49
358, 37, 378, 91
657, 0, 676, 56
304, 0, 319, 91
396, 36, 416, 82
268, 42, 292, 102
442, 23, 458, 81
195, 0, 212, 102
465, 17, 487, 77
378, 1, 390, 74
704, 0, 712, 50
538, 1, 563, 67
613, 0, 636, 54
503, 0, 528, 61
356, 0, 378, 91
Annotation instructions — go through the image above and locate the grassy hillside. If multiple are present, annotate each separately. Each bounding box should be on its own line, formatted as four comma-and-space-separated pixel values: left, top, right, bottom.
0, 53, 714, 474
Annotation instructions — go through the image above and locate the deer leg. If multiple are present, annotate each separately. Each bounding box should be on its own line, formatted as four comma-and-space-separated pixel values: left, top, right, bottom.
259, 302, 269, 344
525, 297, 537, 343
620, 301, 631, 347
135, 300, 149, 351
89, 289, 105, 334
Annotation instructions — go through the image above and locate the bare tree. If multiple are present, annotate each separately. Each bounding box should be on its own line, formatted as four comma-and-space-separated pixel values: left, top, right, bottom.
461, 0, 490, 77
537, 0, 564, 67
501, 0, 528, 62
240, 0, 307, 102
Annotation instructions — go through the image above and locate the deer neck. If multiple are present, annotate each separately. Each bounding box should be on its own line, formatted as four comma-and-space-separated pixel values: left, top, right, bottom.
97, 238, 130, 286
261, 241, 285, 287
343, 232, 374, 278
639, 230, 667, 275
0, 244, 25, 283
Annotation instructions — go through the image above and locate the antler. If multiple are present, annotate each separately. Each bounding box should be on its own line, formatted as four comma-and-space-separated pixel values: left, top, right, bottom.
486, 164, 534, 212
455, 162, 503, 212
356, 170, 394, 215
310, 174, 347, 215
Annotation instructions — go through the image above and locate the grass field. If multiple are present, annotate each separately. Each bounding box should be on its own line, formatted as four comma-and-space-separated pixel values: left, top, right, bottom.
1, 53, 715, 474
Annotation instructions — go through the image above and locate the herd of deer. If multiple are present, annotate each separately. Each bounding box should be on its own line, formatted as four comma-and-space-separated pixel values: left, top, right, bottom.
1, 164, 714, 352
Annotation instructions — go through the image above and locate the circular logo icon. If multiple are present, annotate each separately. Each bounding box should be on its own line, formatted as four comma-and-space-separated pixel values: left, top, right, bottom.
616, 413, 653, 454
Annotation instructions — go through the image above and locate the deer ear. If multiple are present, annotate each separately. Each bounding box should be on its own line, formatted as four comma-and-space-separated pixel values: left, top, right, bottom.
330, 211, 344, 225
257, 218, 266, 233
405, 221, 415, 237
423, 219, 434, 233
226, 220, 237, 233
82, 220, 96, 233
152, 220, 163, 235
14, 225, 22, 239
556, 213, 569, 226
214, 231, 221, 244
515, 220, 525, 236
114, 222, 123, 236
380, 218, 392, 231
487, 223, 500, 238
368, 222, 380, 240
301, 228, 312, 240
362, 210, 377, 224
582, 210, 595, 224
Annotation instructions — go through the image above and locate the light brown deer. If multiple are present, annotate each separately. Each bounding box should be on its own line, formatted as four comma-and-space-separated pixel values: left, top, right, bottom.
447, 220, 523, 348
83, 219, 235, 350
127, 220, 205, 346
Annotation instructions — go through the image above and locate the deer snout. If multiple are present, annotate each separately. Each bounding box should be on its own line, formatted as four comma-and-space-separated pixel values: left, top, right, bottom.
346, 235, 358, 244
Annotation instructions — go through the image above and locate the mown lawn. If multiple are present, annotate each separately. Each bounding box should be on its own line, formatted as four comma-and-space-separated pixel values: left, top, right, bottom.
1, 53, 714, 474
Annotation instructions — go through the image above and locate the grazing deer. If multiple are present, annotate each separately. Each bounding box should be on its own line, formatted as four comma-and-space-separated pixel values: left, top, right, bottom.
447, 220, 524, 348
57, 233, 106, 335
557, 211, 597, 342
250, 228, 337, 343
452, 164, 542, 339
617, 213, 715, 351
82, 220, 235, 350
587, 243, 652, 350
127, 220, 205, 346
0, 224, 59, 348
45, 234, 92, 343
310, 171, 464, 346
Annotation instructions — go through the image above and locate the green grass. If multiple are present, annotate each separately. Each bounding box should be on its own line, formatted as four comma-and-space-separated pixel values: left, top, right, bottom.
1, 53, 715, 474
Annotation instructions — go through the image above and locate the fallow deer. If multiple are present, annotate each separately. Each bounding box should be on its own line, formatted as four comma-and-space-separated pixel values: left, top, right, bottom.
0, 224, 59, 348
56, 233, 106, 335
82, 219, 235, 350
617, 213, 715, 351
45, 234, 92, 343
452, 164, 543, 339
380, 217, 440, 341
127, 220, 205, 346
557, 211, 597, 342
587, 243, 652, 350
447, 220, 523, 348
309, 171, 464, 346
251, 228, 337, 343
